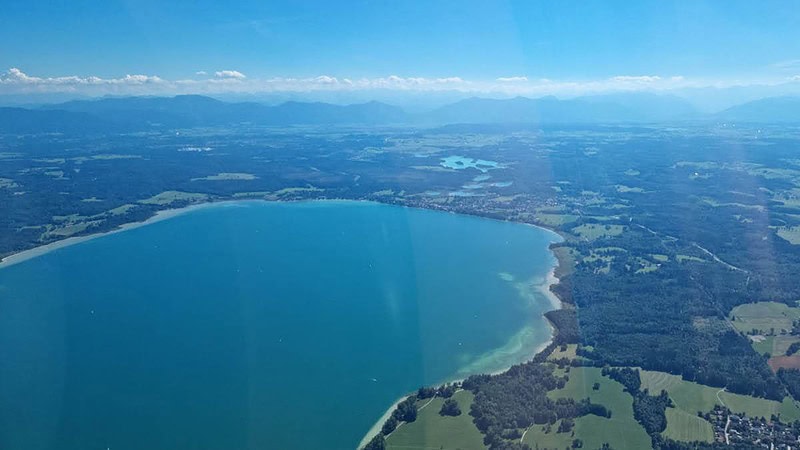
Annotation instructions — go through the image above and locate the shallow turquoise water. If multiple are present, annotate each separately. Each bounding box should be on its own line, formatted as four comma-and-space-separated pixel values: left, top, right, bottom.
0, 201, 558, 450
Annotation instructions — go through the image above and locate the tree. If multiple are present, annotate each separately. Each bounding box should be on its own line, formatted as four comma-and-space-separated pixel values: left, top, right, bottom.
393, 396, 418, 423
417, 386, 436, 399
381, 415, 399, 435
440, 398, 462, 416
361, 434, 385, 450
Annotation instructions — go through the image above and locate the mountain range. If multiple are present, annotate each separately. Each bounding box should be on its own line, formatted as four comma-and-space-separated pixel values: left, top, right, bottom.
0, 93, 798, 133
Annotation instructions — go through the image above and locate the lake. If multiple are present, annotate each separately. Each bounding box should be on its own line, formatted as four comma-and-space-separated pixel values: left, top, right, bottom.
0, 200, 559, 450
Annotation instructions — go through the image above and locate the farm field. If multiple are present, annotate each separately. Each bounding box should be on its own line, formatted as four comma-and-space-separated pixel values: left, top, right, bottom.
386, 390, 485, 450
641, 370, 800, 422
523, 367, 651, 450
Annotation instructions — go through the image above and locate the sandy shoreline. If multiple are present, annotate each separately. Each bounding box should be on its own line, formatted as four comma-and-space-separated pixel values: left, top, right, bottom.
0, 197, 565, 450
0, 198, 560, 272
357, 263, 564, 449
0, 201, 232, 269
0, 198, 390, 270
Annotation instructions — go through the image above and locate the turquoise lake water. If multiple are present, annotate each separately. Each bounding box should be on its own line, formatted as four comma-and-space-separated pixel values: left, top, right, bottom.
0, 201, 559, 450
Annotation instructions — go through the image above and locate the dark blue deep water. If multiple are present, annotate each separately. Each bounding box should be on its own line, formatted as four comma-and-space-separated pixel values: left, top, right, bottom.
0, 201, 559, 450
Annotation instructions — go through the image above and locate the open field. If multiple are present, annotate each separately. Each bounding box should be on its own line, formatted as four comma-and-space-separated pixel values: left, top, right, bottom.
386, 390, 485, 450
676, 254, 705, 263
777, 226, 800, 245
751, 335, 775, 355
533, 213, 579, 227
524, 367, 651, 450
730, 301, 800, 335
663, 408, 714, 443
191, 172, 258, 181
763, 335, 800, 357
569, 224, 625, 241
768, 355, 800, 371
139, 190, 209, 205
547, 344, 579, 362
641, 370, 800, 422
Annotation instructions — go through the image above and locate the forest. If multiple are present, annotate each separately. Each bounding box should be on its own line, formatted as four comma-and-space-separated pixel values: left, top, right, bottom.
6, 123, 800, 449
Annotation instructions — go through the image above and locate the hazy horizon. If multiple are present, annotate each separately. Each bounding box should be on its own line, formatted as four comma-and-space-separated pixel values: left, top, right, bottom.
3, 1, 800, 111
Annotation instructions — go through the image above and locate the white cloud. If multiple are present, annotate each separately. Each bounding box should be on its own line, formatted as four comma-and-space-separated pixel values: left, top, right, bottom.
496, 76, 528, 82
609, 75, 661, 83
214, 70, 246, 79
0, 68, 164, 92
2, 67, 794, 98
195, 71, 207, 76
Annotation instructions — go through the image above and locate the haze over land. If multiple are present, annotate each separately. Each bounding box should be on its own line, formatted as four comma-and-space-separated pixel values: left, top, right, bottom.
5, 1, 800, 450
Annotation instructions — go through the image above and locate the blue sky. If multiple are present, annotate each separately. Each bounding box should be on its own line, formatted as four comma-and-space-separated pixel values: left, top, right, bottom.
1, 0, 800, 98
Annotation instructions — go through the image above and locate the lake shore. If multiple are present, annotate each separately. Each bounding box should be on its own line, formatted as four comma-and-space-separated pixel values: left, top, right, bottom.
0, 201, 230, 269
0, 197, 567, 450
357, 260, 564, 450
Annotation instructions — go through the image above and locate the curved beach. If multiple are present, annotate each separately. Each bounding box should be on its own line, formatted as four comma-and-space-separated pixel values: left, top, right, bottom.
0, 199, 564, 450
357, 264, 563, 450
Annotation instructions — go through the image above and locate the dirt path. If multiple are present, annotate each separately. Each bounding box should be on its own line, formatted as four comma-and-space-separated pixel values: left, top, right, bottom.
693, 243, 747, 273
520, 425, 532, 443
716, 387, 727, 407
724, 415, 731, 445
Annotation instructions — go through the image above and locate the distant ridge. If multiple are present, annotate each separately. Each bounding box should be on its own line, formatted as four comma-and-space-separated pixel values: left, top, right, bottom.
39, 95, 408, 128
0, 93, 795, 133
425, 93, 698, 124
715, 96, 800, 123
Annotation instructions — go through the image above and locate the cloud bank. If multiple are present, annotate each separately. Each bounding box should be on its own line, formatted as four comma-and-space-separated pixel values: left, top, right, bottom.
1, 68, 798, 98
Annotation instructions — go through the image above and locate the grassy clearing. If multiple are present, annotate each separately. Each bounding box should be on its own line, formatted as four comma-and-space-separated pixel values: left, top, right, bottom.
273, 186, 324, 196
0, 177, 19, 189
552, 246, 578, 278
651, 254, 669, 262
676, 255, 705, 263
90, 153, 141, 160
751, 335, 774, 355
527, 367, 651, 450
232, 191, 272, 198
534, 213, 579, 227
663, 408, 713, 442
640, 370, 800, 422
386, 390, 485, 450
548, 344, 579, 362
140, 191, 209, 205
191, 172, 258, 181
634, 257, 660, 274
777, 226, 800, 245
570, 224, 625, 241
772, 335, 800, 357
729, 301, 800, 335
616, 184, 645, 193
108, 204, 137, 216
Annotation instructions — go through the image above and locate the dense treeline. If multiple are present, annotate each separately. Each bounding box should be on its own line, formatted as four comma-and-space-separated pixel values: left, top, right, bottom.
464, 360, 611, 449
778, 368, 800, 401
603, 368, 672, 438
602, 367, 640, 393
566, 254, 785, 400
544, 309, 581, 344
633, 391, 672, 434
